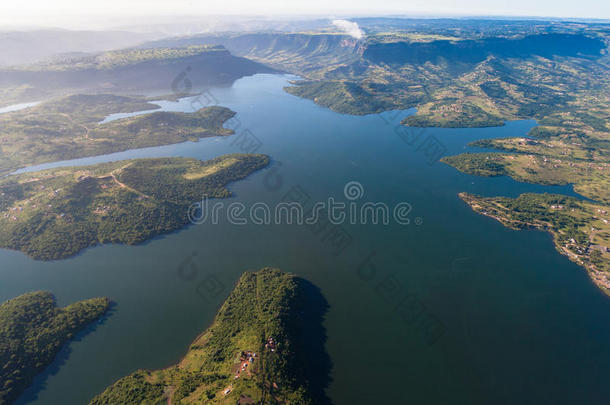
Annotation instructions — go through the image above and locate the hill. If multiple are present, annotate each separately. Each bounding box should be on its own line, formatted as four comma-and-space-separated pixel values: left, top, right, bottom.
89, 268, 331, 405
0, 291, 110, 405
0, 94, 236, 175
0, 45, 274, 106
0, 154, 270, 260
0, 29, 164, 67
140, 26, 609, 122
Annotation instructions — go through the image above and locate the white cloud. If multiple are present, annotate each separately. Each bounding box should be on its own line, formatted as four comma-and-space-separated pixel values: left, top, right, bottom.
332, 19, 364, 39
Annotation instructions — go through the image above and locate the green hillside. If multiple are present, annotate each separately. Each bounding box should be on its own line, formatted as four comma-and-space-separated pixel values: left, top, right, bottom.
89, 268, 331, 405
0, 154, 270, 260
0, 291, 110, 405
0, 94, 235, 175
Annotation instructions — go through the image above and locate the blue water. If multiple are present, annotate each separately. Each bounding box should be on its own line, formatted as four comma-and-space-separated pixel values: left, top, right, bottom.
0, 101, 40, 114
2, 74, 609, 405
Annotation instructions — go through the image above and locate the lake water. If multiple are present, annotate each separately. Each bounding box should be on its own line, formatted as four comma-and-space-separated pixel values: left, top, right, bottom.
0, 101, 40, 114
2, 74, 609, 405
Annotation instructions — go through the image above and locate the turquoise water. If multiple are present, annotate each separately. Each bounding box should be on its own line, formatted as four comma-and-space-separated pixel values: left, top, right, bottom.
2, 74, 609, 404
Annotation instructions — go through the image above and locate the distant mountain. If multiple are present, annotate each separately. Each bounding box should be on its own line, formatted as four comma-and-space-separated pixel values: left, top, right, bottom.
0, 45, 275, 97
139, 30, 607, 81
363, 33, 606, 65
0, 29, 165, 66
141, 33, 362, 78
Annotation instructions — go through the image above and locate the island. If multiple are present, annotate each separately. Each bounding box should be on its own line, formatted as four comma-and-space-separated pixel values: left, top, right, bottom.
0, 291, 110, 405
460, 192, 610, 295
0, 153, 270, 260
0, 94, 236, 175
89, 268, 331, 405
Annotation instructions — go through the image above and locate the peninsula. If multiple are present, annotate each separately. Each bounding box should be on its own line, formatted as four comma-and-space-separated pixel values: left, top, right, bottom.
0, 154, 270, 260
0, 291, 110, 405
460, 192, 610, 295
0, 94, 236, 175
89, 268, 330, 405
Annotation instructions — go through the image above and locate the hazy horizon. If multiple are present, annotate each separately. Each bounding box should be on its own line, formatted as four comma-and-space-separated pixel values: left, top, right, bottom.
1, 0, 609, 31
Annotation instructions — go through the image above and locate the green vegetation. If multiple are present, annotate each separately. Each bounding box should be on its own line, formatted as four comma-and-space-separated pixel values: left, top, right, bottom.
0, 154, 270, 260
88, 371, 165, 405
460, 192, 610, 295
469, 137, 609, 162
401, 100, 505, 128
0, 291, 110, 405
444, 128, 609, 290
442, 149, 610, 204
0, 85, 51, 108
183, 30, 609, 141
90, 268, 330, 405
0, 94, 235, 175
370, 32, 464, 43
0, 45, 273, 101
420, 31, 610, 290
442, 144, 610, 204
18, 45, 228, 72
284, 80, 396, 115
441, 153, 509, 177
216, 31, 606, 124
25, 93, 159, 119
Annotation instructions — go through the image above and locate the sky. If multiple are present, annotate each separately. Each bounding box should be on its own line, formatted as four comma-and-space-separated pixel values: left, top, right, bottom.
1, 0, 609, 29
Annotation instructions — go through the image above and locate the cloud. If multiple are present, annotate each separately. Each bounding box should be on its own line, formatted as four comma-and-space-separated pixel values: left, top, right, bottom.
332, 19, 364, 39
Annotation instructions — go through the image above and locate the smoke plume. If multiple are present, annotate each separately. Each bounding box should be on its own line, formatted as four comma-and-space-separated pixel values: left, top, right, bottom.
332, 19, 364, 39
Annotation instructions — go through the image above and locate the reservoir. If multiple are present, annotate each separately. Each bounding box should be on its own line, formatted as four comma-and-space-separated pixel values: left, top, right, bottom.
2, 74, 609, 405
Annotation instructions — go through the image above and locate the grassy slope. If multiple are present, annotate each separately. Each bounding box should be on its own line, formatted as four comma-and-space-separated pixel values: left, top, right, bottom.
442, 152, 610, 204
0, 291, 110, 405
284, 80, 396, 115
0, 154, 270, 260
0, 94, 235, 175
89, 268, 329, 405
460, 193, 610, 295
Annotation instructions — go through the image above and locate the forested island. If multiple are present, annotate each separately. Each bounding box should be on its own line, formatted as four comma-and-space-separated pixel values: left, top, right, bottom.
460, 193, 610, 295
0, 94, 236, 175
89, 268, 331, 405
0, 154, 270, 260
0, 291, 110, 405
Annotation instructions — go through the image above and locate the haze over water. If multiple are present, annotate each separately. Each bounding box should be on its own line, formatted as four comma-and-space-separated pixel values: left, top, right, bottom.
2, 74, 609, 405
